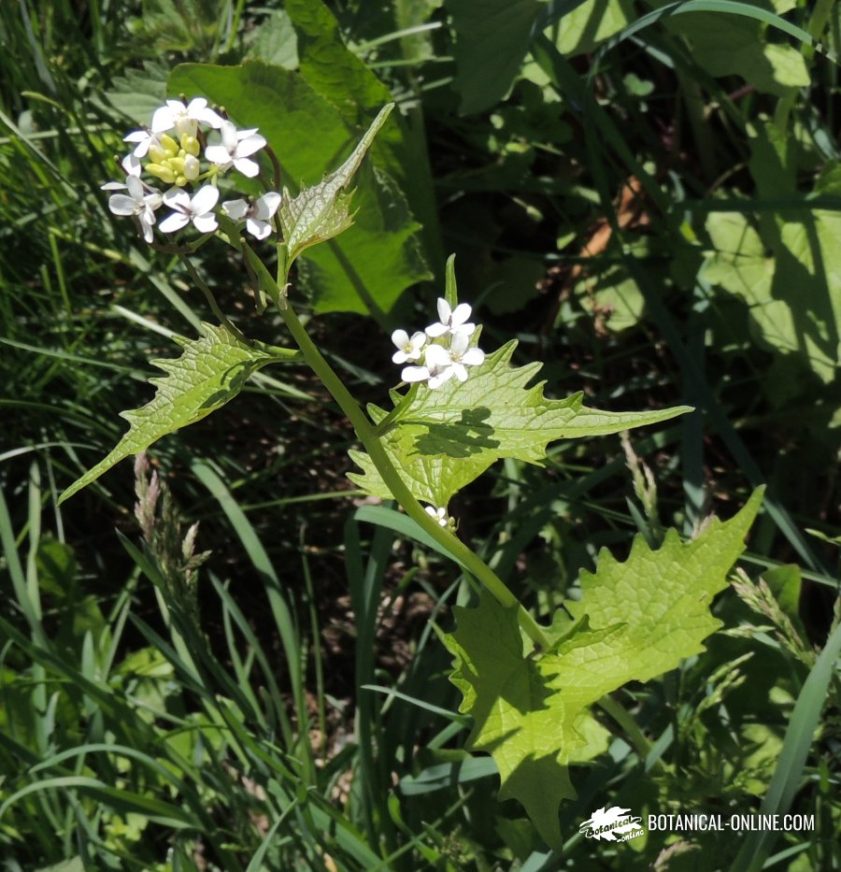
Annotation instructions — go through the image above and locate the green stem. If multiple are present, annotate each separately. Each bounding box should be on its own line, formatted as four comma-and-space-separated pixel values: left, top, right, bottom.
276, 299, 551, 650
598, 695, 657, 766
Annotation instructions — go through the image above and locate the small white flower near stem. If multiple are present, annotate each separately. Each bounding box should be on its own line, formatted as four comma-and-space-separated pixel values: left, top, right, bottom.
391, 329, 426, 364
124, 129, 158, 158
158, 185, 220, 234
152, 98, 223, 137
205, 122, 266, 178
424, 505, 451, 527
402, 343, 457, 389
101, 154, 142, 191
425, 298, 476, 338
447, 330, 485, 382
221, 192, 281, 240
107, 175, 162, 244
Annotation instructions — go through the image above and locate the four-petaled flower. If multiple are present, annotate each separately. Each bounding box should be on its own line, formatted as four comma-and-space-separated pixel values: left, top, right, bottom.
159, 185, 220, 234
205, 122, 266, 178
446, 330, 485, 382
152, 98, 223, 137
424, 505, 450, 527
425, 298, 476, 338
106, 175, 162, 243
124, 129, 158, 158
222, 192, 281, 240
391, 329, 426, 364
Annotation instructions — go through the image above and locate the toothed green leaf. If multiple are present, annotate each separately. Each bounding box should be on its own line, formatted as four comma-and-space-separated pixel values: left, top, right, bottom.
279, 104, 393, 263
349, 339, 692, 505
59, 324, 296, 503
442, 488, 763, 846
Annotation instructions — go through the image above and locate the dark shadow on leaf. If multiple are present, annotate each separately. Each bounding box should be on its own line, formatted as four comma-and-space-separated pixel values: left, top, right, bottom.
200, 361, 259, 411
413, 407, 500, 457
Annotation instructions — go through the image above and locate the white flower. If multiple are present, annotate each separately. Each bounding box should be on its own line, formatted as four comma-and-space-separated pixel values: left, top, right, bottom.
446, 330, 485, 382
152, 98, 223, 136
123, 129, 158, 158
424, 505, 451, 527
425, 298, 476, 339
158, 185, 219, 234
391, 329, 426, 364
101, 154, 142, 191
205, 121, 266, 178
402, 343, 454, 389
221, 192, 281, 240
107, 175, 162, 243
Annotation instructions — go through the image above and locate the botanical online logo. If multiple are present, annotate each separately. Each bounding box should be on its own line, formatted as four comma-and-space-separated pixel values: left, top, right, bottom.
579, 806, 646, 842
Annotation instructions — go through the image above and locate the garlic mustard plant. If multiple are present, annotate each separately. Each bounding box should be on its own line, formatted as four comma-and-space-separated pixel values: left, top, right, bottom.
70, 97, 761, 847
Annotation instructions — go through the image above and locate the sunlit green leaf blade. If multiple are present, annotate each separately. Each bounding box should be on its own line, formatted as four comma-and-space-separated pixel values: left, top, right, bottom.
443, 489, 763, 846
349, 340, 692, 504
59, 324, 294, 503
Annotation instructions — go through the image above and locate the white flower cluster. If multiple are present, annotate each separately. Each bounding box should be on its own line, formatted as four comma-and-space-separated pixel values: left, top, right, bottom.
391, 299, 485, 389
103, 97, 281, 244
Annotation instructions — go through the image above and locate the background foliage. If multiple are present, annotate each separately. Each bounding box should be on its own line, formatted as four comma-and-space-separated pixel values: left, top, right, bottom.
1, 0, 839, 869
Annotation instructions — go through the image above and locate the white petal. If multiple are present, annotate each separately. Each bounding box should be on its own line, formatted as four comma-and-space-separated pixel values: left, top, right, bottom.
158, 211, 190, 233
425, 506, 437, 518
461, 348, 485, 366
436, 298, 451, 323
425, 322, 448, 338
190, 185, 219, 215
409, 331, 427, 351
450, 331, 469, 355
402, 365, 430, 383
428, 369, 454, 389
220, 121, 239, 151
235, 127, 260, 140
451, 303, 472, 327
245, 216, 271, 240
163, 188, 189, 209
205, 144, 232, 166
233, 156, 260, 177
234, 133, 266, 158
392, 350, 409, 364
121, 154, 142, 176
453, 363, 469, 382
151, 105, 176, 133
192, 212, 218, 233
222, 198, 249, 221
456, 322, 476, 337
139, 214, 155, 243
124, 130, 148, 143
144, 191, 163, 211
126, 175, 145, 201
101, 180, 126, 191
108, 194, 138, 216
255, 191, 281, 220
391, 329, 409, 348
424, 344, 452, 367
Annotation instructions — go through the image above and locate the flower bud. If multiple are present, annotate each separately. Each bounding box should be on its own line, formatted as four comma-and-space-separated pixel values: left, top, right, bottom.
147, 162, 176, 184
180, 133, 200, 157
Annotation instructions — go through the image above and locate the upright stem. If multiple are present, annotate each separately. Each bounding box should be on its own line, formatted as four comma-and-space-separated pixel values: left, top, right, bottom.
276, 299, 551, 650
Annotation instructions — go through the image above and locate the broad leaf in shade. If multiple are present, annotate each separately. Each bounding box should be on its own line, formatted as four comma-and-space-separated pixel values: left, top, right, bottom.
447, 0, 544, 113
168, 62, 430, 315
59, 324, 295, 503
443, 488, 763, 846
349, 340, 691, 505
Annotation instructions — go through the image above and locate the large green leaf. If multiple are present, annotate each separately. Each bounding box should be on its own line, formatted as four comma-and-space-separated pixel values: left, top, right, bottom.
553, 0, 634, 56
447, 0, 544, 113
168, 62, 431, 315
284, 0, 442, 268
667, 1, 809, 96
349, 340, 691, 505
59, 324, 294, 503
702, 127, 841, 384
443, 488, 763, 846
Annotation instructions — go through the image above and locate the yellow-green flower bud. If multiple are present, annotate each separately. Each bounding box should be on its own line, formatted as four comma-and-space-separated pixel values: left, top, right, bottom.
147, 162, 176, 184
159, 133, 179, 157
169, 157, 186, 175
180, 133, 200, 157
